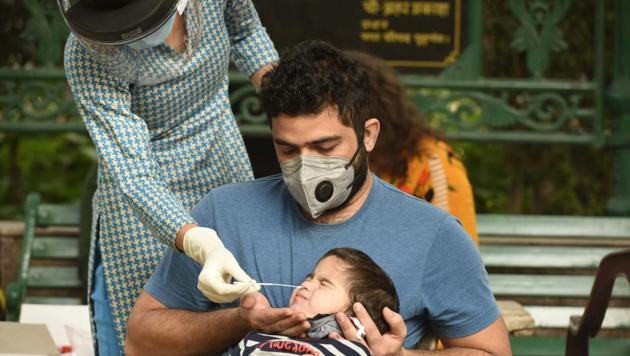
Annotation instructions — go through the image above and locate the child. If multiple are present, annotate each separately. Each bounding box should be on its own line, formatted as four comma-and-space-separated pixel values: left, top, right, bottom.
231, 247, 400, 355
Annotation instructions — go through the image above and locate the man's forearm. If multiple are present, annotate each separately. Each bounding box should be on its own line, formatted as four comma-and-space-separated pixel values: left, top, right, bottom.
126, 307, 249, 356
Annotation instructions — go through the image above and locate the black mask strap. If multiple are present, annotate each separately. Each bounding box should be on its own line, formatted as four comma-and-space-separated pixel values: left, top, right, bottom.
344, 143, 362, 170
344, 131, 366, 189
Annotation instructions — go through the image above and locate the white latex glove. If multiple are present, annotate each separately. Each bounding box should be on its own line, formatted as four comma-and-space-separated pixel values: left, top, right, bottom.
183, 227, 260, 303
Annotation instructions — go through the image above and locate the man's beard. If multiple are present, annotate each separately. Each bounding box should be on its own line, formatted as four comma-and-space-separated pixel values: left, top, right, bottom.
316, 144, 369, 218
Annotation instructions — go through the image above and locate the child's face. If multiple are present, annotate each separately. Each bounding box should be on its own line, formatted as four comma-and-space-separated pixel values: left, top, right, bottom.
288, 256, 351, 318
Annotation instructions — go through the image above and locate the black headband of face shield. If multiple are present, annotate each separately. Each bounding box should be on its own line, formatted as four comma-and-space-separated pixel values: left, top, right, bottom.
84, 0, 130, 9
60, 0, 178, 45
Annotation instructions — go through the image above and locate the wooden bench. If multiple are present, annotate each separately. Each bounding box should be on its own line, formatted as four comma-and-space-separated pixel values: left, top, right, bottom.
477, 214, 630, 355
6, 193, 86, 321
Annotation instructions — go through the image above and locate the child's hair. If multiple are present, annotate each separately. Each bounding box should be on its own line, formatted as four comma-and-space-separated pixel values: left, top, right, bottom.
319, 247, 400, 334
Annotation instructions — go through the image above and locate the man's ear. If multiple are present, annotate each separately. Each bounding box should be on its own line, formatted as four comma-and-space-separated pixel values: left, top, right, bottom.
363, 118, 380, 153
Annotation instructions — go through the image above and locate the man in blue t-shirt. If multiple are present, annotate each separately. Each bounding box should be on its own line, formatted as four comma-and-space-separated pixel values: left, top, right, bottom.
125, 41, 511, 356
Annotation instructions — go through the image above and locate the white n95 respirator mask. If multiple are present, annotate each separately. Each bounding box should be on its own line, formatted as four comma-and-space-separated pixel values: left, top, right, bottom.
280, 148, 361, 219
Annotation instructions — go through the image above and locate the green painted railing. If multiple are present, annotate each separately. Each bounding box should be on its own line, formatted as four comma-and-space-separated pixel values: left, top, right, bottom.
1, 0, 629, 214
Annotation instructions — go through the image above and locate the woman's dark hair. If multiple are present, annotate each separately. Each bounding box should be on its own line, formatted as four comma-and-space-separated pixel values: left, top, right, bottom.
320, 247, 400, 334
346, 51, 440, 179
260, 40, 371, 139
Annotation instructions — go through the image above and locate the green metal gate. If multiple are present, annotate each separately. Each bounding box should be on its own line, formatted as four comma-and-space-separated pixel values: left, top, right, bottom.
0, 0, 628, 214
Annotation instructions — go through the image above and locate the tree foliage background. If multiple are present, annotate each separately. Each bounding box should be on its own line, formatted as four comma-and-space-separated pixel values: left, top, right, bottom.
0, 0, 616, 218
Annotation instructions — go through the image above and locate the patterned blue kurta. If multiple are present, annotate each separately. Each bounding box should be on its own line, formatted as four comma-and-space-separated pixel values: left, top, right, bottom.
63, 0, 277, 347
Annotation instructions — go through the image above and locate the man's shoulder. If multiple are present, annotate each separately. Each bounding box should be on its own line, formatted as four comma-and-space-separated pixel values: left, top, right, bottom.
218, 174, 282, 190
192, 174, 287, 225
374, 176, 450, 221
370, 177, 469, 254
204, 174, 284, 202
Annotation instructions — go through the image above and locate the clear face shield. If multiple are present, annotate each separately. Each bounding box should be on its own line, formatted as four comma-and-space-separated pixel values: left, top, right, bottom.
58, 0, 201, 85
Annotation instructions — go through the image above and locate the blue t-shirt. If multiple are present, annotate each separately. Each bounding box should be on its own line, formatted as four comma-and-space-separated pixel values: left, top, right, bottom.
145, 174, 499, 348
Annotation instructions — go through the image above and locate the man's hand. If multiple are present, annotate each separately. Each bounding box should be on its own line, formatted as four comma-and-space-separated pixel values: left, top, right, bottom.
238, 292, 310, 336
182, 226, 259, 303
331, 303, 407, 356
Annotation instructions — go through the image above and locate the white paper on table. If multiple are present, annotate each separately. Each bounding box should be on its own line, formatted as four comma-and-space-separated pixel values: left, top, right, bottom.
19, 304, 94, 356
65, 325, 93, 356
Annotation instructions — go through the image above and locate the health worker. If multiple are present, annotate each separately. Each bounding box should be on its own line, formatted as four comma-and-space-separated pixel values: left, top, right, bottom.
57, 0, 277, 353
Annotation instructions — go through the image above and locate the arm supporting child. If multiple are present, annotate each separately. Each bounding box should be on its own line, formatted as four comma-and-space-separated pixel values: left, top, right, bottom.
126, 291, 310, 356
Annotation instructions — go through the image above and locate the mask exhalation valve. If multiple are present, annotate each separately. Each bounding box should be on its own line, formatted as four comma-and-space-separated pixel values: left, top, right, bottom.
315, 181, 334, 202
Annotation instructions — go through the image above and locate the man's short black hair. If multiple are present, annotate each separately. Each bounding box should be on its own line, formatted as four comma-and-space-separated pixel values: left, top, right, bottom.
260, 40, 371, 138
320, 247, 400, 334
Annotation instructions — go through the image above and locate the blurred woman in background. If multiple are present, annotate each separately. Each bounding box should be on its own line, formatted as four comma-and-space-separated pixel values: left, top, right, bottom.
350, 52, 478, 243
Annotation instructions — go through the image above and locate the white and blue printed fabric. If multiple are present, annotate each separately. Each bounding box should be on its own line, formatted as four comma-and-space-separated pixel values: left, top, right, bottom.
63, 0, 277, 346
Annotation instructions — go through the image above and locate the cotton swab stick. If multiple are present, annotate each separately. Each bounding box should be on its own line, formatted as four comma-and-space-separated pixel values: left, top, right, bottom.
258, 282, 301, 288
